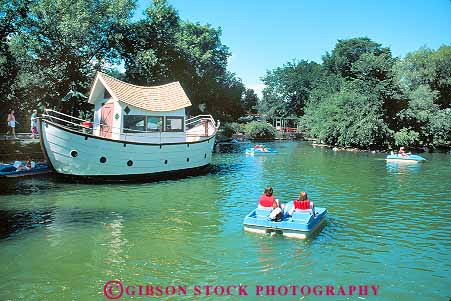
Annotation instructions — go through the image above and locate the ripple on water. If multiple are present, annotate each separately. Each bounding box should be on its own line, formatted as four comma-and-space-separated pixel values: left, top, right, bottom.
0, 141, 450, 301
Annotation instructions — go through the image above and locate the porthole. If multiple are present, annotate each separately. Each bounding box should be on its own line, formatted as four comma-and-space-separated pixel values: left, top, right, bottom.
100, 156, 107, 163
187, 144, 190, 148
70, 150, 78, 158
164, 160, 168, 164
186, 158, 190, 162
127, 160, 133, 166
204, 153, 207, 159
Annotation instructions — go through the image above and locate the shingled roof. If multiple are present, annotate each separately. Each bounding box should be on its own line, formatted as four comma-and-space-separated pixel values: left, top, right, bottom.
88, 72, 192, 112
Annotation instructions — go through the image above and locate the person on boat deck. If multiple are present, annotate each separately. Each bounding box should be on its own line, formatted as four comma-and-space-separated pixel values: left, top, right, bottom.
258, 186, 279, 208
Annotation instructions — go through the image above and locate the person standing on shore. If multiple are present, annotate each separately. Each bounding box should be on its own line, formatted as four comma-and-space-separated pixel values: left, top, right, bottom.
6, 110, 17, 139
30, 109, 38, 139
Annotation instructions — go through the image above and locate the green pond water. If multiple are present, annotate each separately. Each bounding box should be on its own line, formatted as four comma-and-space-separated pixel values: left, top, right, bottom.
0, 141, 450, 300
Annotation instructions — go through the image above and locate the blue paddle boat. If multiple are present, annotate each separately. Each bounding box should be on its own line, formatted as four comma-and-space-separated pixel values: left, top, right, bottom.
243, 202, 327, 239
385, 153, 426, 163
245, 145, 278, 155
0, 162, 50, 178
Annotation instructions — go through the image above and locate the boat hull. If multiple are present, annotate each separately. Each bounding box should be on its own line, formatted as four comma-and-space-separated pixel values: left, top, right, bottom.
243, 207, 327, 239
0, 163, 51, 179
39, 119, 216, 179
385, 154, 425, 163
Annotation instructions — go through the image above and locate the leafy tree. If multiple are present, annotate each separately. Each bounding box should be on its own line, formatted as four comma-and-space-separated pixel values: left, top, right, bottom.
241, 88, 258, 113
393, 128, 420, 147
394, 46, 451, 147
260, 60, 324, 117
322, 37, 390, 79
433, 46, 451, 108
121, 0, 181, 85
0, 0, 31, 120
8, 0, 135, 113
221, 122, 243, 138
303, 91, 391, 148
120, 0, 243, 119
397, 85, 451, 146
262, 38, 450, 148
396, 45, 451, 109
244, 121, 276, 140
349, 51, 404, 130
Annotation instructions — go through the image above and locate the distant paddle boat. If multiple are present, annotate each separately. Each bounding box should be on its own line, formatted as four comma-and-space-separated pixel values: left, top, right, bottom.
243, 202, 327, 239
385, 153, 426, 163
245, 145, 278, 155
0, 162, 50, 178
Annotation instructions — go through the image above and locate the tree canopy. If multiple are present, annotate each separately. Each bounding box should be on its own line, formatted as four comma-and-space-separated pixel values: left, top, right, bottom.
260, 37, 451, 149
1, 0, 245, 126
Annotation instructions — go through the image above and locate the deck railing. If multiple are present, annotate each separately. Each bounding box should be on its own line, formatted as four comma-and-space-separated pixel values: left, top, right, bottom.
41, 109, 219, 142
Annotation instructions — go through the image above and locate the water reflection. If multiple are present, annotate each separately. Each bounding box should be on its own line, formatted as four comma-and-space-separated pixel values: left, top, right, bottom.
0, 141, 450, 301
0, 177, 55, 195
0, 208, 54, 239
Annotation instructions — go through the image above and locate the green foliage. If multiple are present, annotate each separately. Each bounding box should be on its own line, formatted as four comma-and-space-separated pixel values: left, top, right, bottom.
304, 91, 390, 147
241, 88, 258, 113
119, 0, 244, 120
395, 45, 451, 109
397, 83, 450, 146
244, 121, 276, 140
1, 0, 245, 124
6, 0, 135, 115
265, 36, 450, 149
428, 109, 451, 146
0, 0, 30, 117
221, 122, 243, 138
260, 60, 324, 118
322, 37, 389, 78
393, 128, 420, 146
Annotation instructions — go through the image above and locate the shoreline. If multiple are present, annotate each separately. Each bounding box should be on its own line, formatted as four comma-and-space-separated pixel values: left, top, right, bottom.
309, 140, 450, 154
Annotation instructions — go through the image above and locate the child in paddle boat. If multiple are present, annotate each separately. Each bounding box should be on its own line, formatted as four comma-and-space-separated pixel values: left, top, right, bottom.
258, 186, 279, 208
289, 191, 315, 216
398, 147, 410, 158
16, 158, 35, 171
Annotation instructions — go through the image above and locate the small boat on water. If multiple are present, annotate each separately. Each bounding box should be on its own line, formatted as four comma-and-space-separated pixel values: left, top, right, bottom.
0, 162, 50, 178
243, 203, 327, 239
245, 145, 278, 155
385, 153, 426, 163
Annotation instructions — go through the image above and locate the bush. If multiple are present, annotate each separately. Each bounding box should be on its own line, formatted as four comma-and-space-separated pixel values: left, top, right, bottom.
303, 91, 391, 147
244, 121, 277, 139
393, 128, 420, 146
221, 122, 244, 138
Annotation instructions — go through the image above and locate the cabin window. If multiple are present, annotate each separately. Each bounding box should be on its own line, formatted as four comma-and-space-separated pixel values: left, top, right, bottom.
165, 116, 184, 132
147, 116, 163, 132
123, 115, 146, 133
123, 115, 164, 133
